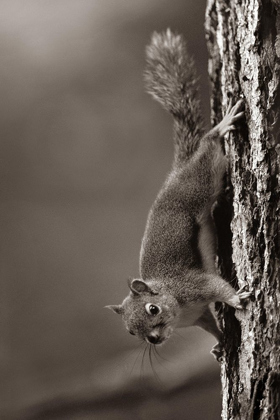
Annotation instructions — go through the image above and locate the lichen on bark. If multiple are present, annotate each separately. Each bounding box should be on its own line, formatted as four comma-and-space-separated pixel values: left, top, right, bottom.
205, 0, 280, 418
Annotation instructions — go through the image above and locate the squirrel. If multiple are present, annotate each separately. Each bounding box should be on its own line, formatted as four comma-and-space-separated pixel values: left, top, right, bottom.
106, 29, 251, 361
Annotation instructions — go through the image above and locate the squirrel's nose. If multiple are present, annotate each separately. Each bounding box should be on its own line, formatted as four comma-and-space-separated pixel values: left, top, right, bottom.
147, 334, 160, 344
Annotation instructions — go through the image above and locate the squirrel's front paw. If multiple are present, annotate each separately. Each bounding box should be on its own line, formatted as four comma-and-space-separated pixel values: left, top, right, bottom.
211, 342, 223, 362
228, 286, 252, 310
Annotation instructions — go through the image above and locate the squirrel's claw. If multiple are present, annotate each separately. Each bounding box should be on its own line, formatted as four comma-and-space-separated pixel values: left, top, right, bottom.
231, 111, 245, 122
226, 286, 252, 310
234, 285, 252, 309
226, 97, 233, 113
217, 98, 245, 137
236, 284, 247, 294
211, 342, 223, 362
237, 290, 252, 300
228, 98, 244, 115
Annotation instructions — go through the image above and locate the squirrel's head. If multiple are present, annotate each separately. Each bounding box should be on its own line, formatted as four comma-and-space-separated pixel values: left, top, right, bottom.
106, 278, 180, 345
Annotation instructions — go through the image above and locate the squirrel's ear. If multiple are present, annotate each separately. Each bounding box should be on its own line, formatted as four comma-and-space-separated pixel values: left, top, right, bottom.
130, 279, 154, 295
105, 305, 124, 315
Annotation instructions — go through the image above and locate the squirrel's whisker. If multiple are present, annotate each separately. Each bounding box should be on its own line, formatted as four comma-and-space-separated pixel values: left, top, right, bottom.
148, 345, 162, 385
128, 342, 146, 379
140, 343, 149, 378
153, 346, 173, 366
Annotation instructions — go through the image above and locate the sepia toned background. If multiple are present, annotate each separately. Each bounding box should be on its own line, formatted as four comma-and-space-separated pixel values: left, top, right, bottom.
1, 1, 221, 419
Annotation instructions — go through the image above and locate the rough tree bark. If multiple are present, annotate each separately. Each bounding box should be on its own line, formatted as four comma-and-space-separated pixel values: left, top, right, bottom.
205, 0, 280, 419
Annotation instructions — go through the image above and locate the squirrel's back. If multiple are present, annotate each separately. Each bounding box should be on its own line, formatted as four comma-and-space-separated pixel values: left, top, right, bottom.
140, 161, 213, 280
140, 188, 202, 280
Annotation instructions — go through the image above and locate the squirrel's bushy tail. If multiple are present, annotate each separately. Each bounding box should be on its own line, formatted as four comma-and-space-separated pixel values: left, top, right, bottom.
144, 29, 204, 163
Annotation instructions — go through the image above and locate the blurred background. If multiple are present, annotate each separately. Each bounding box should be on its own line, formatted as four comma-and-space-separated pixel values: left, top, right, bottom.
0, 1, 221, 419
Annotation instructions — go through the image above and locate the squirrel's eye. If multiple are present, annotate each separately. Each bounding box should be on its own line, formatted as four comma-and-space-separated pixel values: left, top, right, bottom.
145, 303, 162, 316
129, 330, 135, 335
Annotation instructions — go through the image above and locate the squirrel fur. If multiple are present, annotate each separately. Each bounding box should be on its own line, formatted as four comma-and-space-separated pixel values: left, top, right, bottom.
107, 29, 251, 361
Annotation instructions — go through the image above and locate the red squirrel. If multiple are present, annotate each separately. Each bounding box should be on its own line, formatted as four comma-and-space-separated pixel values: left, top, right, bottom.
107, 29, 251, 360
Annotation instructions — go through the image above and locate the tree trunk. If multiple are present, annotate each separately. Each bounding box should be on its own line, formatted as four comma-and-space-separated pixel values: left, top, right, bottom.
205, 1, 280, 419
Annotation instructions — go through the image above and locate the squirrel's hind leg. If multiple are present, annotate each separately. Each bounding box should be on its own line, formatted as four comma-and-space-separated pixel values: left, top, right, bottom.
213, 99, 244, 137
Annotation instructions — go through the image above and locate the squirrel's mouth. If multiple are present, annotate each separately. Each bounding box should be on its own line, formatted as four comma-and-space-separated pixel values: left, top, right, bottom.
145, 334, 165, 345
145, 324, 173, 345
